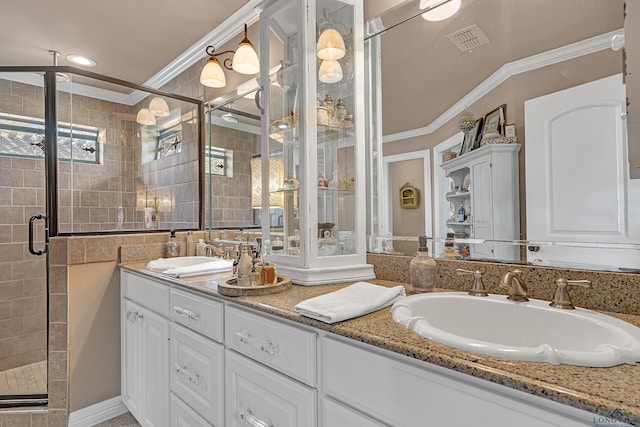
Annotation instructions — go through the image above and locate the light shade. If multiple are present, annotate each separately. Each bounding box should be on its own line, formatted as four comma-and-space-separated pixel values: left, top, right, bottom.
200, 57, 227, 88
233, 41, 260, 75
136, 108, 156, 126
319, 59, 343, 84
317, 28, 346, 60
251, 157, 284, 208
149, 97, 170, 117
420, 0, 461, 21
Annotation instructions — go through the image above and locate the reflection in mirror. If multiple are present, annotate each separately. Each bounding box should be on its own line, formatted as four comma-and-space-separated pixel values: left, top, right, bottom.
366, 0, 640, 272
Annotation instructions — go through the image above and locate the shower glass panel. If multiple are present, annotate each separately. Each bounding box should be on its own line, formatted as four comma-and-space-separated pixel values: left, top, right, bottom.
0, 72, 48, 403
58, 74, 202, 233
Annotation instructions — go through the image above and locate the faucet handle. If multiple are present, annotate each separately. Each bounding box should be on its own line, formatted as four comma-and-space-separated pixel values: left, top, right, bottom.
456, 269, 488, 297
550, 278, 592, 309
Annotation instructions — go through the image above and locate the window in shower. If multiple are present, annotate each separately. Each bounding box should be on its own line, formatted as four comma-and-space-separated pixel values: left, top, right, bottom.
0, 113, 101, 163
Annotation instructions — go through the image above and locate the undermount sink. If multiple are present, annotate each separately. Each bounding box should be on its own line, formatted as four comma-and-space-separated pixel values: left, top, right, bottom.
391, 292, 640, 367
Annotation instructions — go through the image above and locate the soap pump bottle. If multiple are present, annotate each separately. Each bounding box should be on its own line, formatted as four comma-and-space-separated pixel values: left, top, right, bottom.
166, 230, 180, 258
410, 236, 437, 293
196, 239, 207, 256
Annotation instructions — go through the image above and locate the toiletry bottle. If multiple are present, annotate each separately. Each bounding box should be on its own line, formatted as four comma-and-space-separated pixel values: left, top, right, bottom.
166, 230, 180, 258
186, 231, 194, 256
442, 232, 458, 259
237, 244, 253, 286
196, 239, 207, 256
457, 202, 466, 222
410, 236, 437, 293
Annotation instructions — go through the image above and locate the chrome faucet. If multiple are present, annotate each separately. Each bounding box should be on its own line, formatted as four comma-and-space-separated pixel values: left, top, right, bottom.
203, 244, 224, 258
456, 269, 488, 297
500, 269, 528, 302
549, 278, 591, 309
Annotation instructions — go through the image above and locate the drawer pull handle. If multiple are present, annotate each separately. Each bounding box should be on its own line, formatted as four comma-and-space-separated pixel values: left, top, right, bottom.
173, 306, 200, 321
236, 332, 278, 355
238, 408, 273, 427
176, 364, 201, 386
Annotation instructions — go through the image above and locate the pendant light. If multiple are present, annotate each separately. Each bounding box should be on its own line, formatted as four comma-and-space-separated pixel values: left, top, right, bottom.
200, 24, 260, 88
317, 28, 346, 60
136, 108, 156, 126
319, 59, 343, 84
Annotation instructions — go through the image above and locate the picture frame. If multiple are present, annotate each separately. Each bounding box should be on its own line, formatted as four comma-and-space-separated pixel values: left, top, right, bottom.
481, 104, 506, 141
504, 124, 516, 138
470, 117, 484, 150
460, 118, 483, 155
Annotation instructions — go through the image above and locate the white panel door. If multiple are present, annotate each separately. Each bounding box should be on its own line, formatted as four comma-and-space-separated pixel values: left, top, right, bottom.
525, 74, 639, 269
122, 299, 143, 420
470, 158, 494, 259
142, 307, 170, 427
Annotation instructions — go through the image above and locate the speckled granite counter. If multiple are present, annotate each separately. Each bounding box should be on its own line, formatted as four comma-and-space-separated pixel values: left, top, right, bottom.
120, 262, 640, 422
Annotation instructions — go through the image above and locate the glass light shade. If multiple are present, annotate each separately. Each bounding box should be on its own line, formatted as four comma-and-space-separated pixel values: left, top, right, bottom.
136, 108, 156, 126
317, 28, 346, 60
251, 157, 284, 208
148, 97, 170, 117
420, 0, 461, 21
232, 42, 260, 75
319, 59, 343, 84
200, 57, 227, 88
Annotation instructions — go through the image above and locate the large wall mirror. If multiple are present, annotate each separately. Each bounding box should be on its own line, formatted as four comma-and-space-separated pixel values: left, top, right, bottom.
367, 0, 639, 272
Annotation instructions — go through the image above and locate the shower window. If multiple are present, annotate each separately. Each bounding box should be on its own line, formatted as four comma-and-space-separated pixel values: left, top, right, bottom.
0, 113, 100, 163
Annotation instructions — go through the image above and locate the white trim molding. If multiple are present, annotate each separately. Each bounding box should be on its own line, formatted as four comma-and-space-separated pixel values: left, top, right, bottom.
383, 29, 624, 144
68, 396, 129, 427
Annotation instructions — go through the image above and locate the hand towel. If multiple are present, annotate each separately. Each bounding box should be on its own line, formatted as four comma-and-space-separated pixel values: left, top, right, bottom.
146, 256, 213, 270
294, 282, 406, 324
162, 259, 233, 278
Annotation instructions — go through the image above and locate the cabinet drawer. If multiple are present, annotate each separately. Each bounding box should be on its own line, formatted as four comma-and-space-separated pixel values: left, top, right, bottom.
170, 323, 223, 426
121, 271, 169, 316
322, 337, 591, 427
225, 304, 316, 386
322, 397, 387, 427
170, 287, 223, 342
170, 393, 213, 427
225, 350, 316, 427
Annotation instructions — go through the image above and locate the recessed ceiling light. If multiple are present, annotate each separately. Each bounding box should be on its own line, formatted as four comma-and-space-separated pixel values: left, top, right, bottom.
221, 112, 238, 123
66, 54, 97, 67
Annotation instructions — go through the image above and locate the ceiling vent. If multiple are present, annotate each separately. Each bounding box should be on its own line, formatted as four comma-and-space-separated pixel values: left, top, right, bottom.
447, 24, 490, 52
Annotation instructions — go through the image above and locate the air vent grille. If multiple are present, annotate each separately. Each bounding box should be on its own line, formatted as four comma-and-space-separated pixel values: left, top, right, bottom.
447, 24, 490, 52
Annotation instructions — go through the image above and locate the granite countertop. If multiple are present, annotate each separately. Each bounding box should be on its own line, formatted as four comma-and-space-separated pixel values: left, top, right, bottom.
120, 262, 640, 421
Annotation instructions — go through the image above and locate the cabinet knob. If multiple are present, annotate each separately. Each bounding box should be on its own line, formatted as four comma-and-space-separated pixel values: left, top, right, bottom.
527, 245, 540, 252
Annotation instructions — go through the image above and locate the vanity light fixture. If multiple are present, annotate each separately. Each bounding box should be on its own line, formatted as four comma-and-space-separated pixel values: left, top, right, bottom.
66, 54, 97, 67
420, 0, 462, 22
318, 59, 343, 84
317, 28, 346, 60
200, 24, 260, 88
136, 108, 156, 126
148, 97, 170, 117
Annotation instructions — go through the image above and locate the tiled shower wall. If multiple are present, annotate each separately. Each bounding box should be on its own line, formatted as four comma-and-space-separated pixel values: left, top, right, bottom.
209, 125, 258, 228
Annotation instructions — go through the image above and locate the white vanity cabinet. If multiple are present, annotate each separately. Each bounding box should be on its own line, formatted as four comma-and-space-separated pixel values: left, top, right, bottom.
121, 272, 170, 427
441, 143, 521, 261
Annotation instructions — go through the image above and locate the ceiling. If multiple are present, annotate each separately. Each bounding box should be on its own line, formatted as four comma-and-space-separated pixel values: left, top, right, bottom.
0, 0, 251, 85
378, 0, 624, 136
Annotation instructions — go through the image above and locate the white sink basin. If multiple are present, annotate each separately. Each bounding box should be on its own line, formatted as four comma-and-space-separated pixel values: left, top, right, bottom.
146, 256, 214, 270
391, 292, 640, 367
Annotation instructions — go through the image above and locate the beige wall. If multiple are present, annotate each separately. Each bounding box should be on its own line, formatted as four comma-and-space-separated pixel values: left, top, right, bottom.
382, 49, 622, 240
68, 261, 121, 412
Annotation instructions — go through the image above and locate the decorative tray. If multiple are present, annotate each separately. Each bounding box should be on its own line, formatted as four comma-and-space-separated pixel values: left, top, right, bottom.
217, 276, 292, 297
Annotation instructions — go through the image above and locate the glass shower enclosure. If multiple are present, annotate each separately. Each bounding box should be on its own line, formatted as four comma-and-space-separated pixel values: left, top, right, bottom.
0, 66, 203, 406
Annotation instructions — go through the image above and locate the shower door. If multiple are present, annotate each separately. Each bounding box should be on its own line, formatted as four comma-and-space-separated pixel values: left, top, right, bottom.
0, 71, 49, 404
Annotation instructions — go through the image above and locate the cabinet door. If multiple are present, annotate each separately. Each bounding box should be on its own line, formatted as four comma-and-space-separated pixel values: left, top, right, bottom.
141, 307, 170, 427
321, 397, 387, 427
225, 350, 316, 427
470, 157, 494, 258
122, 299, 143, 420
170, 323, 224, 426
171, 393, 213, 427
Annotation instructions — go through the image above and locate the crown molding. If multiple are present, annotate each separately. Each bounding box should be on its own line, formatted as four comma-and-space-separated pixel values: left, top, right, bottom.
383, 29, 624, 144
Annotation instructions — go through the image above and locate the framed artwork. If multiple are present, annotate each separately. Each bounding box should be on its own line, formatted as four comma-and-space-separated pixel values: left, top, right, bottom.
504, 124, 516, 138
481, 104, 506, 140
399, 182, 420, 208
460, 118, 483, 155
470, 117, 484, 150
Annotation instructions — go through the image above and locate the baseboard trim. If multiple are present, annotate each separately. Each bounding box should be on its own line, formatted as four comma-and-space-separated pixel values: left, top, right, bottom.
68, 396, 128, 427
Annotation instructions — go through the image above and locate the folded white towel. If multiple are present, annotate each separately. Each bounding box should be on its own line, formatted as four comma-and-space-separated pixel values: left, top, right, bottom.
162, 259, 233, 278
294, 282, 406, 324
146, 256, 214, 270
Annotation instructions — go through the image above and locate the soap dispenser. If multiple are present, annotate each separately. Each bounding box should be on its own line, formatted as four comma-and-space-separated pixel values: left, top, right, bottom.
166, 230, 180, 258
410, 236, 437, 293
